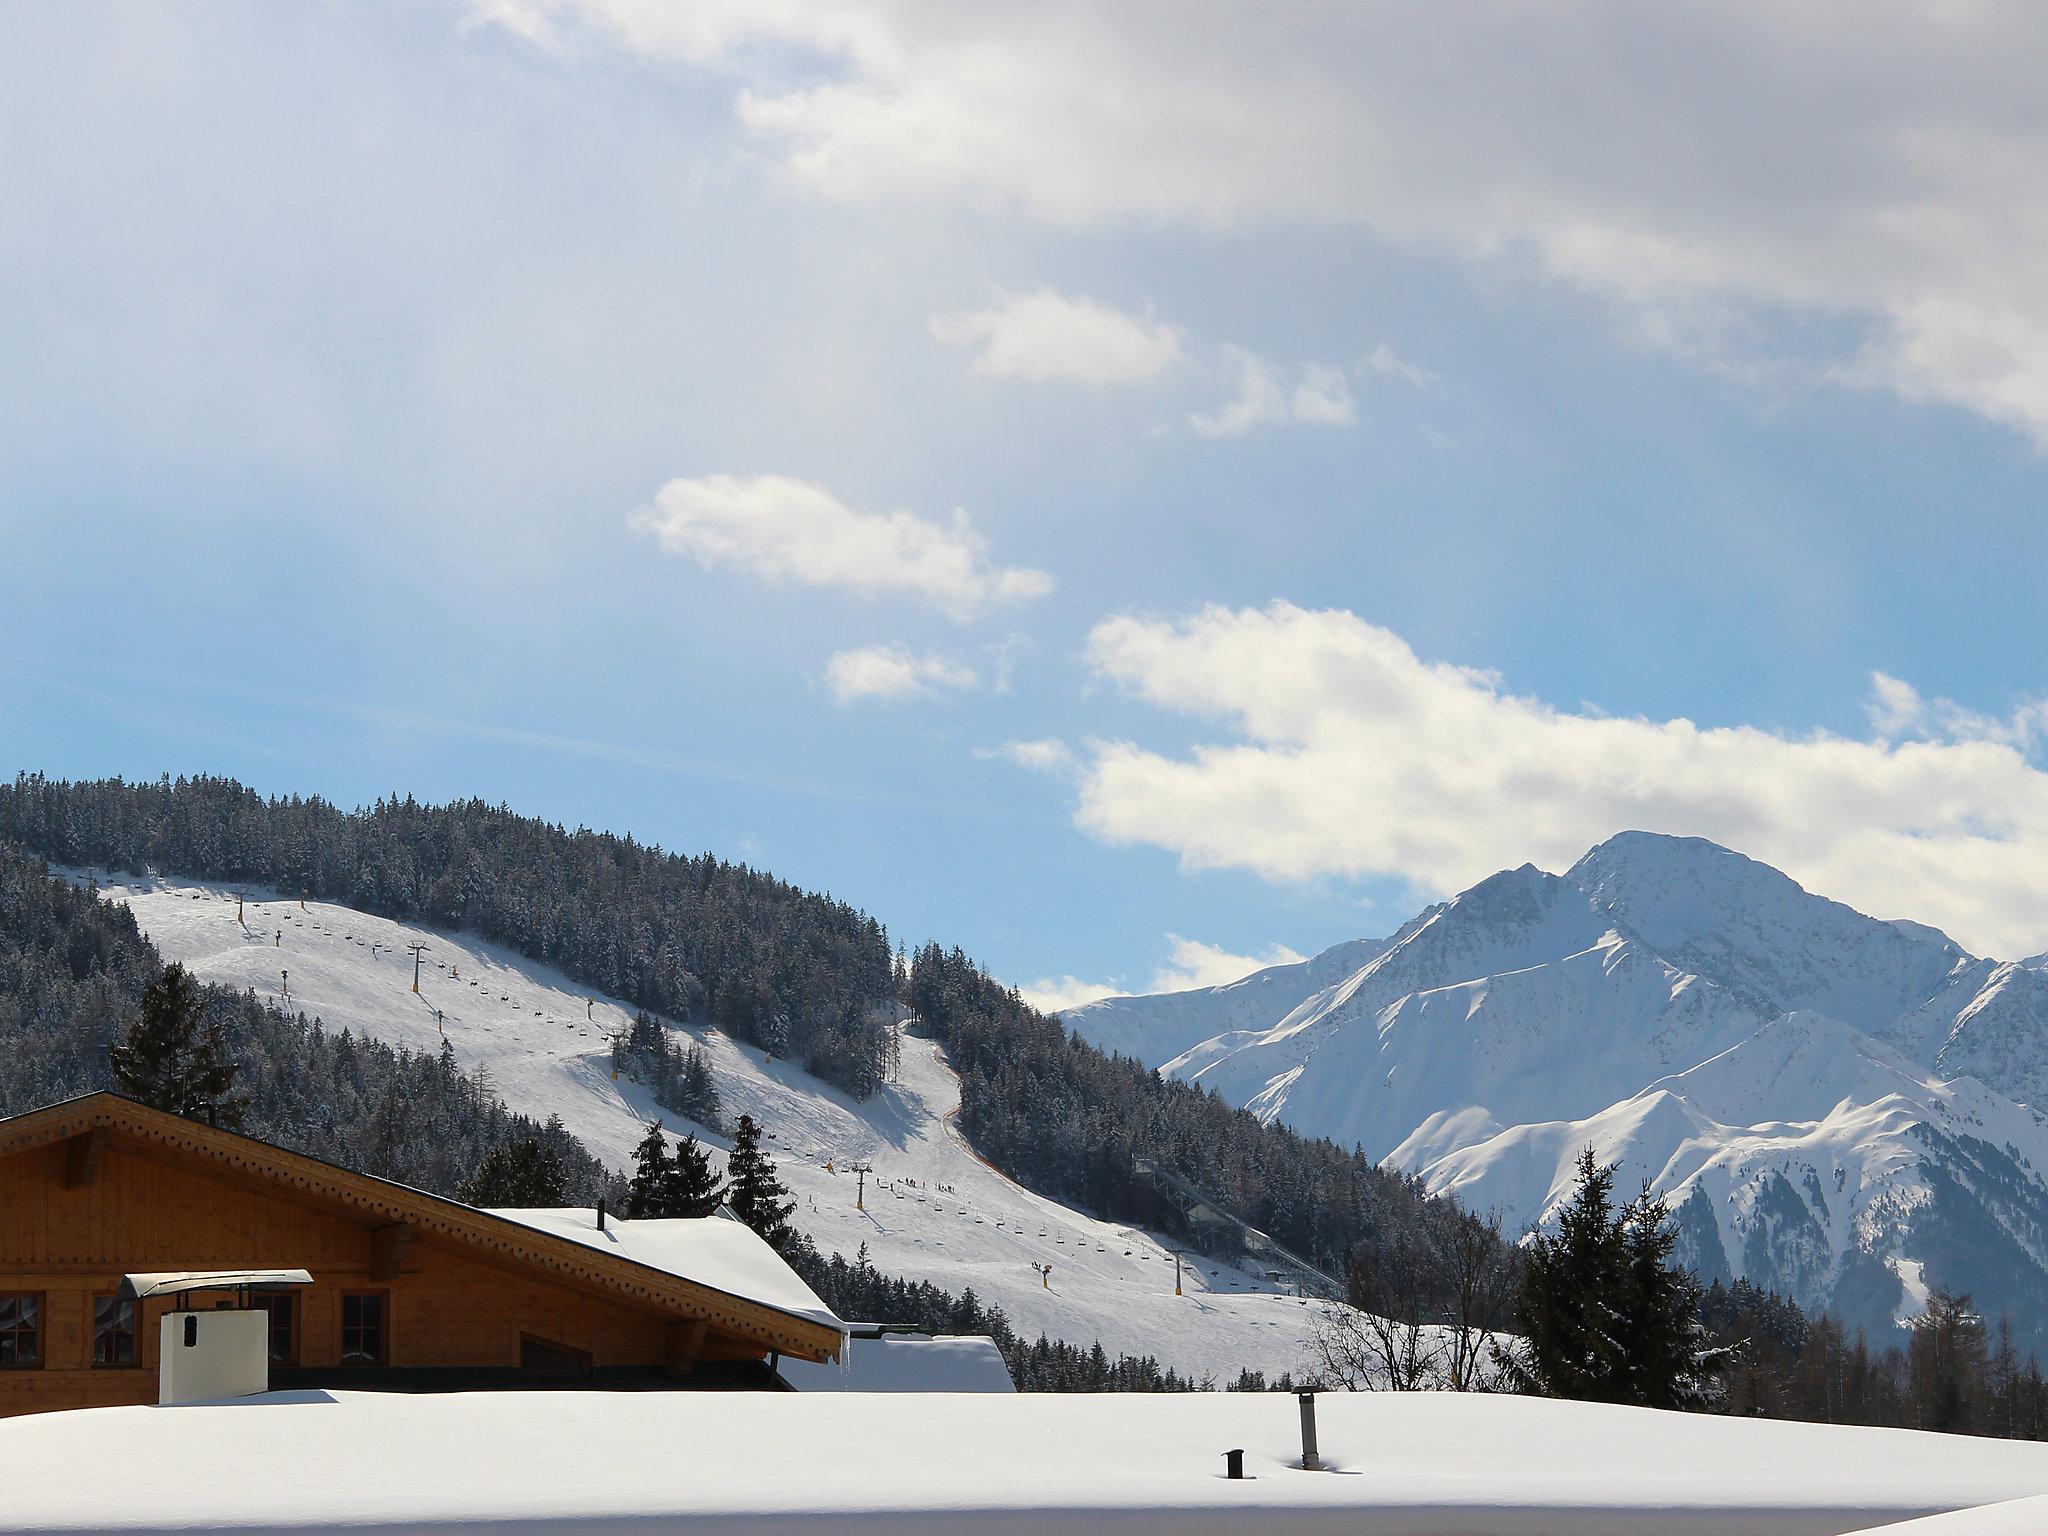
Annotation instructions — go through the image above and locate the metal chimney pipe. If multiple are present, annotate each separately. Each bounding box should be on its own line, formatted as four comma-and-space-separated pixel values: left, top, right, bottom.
596, 1197, 607, 1232
1223, 1448, 1245, 1480
1297, 1392, 1321, 1471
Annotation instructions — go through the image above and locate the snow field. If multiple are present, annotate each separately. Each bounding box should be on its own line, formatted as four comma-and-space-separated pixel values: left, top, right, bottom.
8, 1387, 2048, 1535
81, 873, 1338, 1383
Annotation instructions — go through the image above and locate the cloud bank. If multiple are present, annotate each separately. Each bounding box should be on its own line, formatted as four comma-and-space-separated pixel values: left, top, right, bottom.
629, 474, 1051, 621
483, 1, 2048, 443
1071, 602, 2048, 959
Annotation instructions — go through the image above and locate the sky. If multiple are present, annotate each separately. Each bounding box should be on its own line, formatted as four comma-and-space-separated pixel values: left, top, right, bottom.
5, 1, 2048, 1004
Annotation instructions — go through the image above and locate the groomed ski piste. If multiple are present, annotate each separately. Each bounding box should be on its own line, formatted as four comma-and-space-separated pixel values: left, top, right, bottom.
73, 872, 1342, 1384
9, 1388, 2048, 1535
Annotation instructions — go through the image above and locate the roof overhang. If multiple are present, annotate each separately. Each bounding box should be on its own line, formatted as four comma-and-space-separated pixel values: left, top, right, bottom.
120, 1269, 315, 1301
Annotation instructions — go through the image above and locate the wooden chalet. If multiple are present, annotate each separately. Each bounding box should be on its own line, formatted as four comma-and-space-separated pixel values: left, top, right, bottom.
0, 1092, 843, 1419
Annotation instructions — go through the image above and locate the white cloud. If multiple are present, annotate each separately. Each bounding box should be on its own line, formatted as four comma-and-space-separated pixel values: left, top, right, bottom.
1866, 669, 2048, 752
978, 737, 1072, 772
1016, 973, 1122, 1013
1148, 932, 1306, 993
628, 474, 1052, 621
1365, 342, 1435, 391
1291, 363, 1357, 426
930, 288, 1182, 386
480, 2, 2048, 443
825, 643, 978, 703
1191, 347, 1354, 437
1016, 930, 1305, 1013
1069, 601, 2048, 958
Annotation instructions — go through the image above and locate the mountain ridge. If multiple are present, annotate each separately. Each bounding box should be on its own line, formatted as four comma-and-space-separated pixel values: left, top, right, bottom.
1065, 830, 2048, 1346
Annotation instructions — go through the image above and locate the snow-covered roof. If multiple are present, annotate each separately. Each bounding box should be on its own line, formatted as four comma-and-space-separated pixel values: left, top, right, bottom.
8, 1388, 2048, 1535
485, 1207, 842, 1335
780, 1332, 1014, 1393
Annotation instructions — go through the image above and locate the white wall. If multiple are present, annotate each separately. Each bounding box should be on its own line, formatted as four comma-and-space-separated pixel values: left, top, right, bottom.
158, 1311, 268, 1405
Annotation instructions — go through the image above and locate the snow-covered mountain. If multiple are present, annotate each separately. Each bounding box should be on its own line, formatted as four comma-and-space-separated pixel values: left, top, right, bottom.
1067, 833, 2048, 1344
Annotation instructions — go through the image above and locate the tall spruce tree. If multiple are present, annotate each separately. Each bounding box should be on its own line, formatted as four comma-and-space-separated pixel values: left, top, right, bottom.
1508, 1148, 1716, 1408
458, 1137, 568, 1207
108, 962, 245, 1127
665, 1133, 726, 1218
1509, 1147, 1628, 1400
624, 1121, 676, 1218
623, 1122, 726, 1218
1618, 1184, 1718, 1409
725, 1113, 797, 1253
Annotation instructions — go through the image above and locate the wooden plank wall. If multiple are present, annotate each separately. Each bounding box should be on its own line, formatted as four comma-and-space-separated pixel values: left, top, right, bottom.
0, 1137, 765, 1417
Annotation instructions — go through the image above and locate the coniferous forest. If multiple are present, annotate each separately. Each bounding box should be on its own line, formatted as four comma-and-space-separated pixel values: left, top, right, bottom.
0, 840, 618, 1199
0, 824, 1259, 1395
0, 773, 897, 1097
0, 774, 1468, 1283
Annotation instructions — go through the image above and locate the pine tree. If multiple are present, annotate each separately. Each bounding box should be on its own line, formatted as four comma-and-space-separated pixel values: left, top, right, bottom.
623, 1122, 725, 1218
458, 1137, 568, 1207
664, 1133, 726, 1218
624, 1121, 675, 1218
1618, 1184, 1718, 1409
108, 962, 245, 1127
1508, 1149, 1717, 1408
725, 1112, 797, 1253
1508, 1147, 1628, 1400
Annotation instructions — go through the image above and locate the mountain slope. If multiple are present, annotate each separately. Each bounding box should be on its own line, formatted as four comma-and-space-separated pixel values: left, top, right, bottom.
1067, 831, 2048, 1346
79, 871, 1341, 1383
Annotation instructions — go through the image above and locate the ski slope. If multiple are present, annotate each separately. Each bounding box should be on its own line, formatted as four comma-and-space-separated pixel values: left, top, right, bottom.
76, 872, 1338, 1383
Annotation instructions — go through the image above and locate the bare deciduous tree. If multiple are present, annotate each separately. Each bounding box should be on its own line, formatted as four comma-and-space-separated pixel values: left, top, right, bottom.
1309, 1185, 1519, 1391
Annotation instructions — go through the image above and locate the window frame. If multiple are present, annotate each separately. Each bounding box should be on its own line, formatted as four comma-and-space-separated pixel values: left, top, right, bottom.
518, 1331, 593, 1382
90, 1294, 139, 1370
0, 1292, 43, 1371
254, 1292, 298, 1368
339, 1290, 389, 1367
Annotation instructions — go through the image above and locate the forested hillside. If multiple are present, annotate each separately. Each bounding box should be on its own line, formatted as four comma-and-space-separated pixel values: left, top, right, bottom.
908, 943, 1460, 1282
0, 842, 617, 1199
0, 774, 1506, 1288
0, 774, 896, 1096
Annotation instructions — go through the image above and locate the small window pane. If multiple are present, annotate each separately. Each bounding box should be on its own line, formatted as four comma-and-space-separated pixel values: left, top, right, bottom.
0, 1295, 39, 1369
256, 1294, 295, 1365
341, 1294, 385, 1365
93, 1297, 137, 1368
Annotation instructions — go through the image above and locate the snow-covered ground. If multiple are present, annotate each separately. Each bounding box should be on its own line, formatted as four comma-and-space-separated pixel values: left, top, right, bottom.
1842, 1496, 2048, 1535
9, 1388, 2048, 1535
76, 872, 1338, 1383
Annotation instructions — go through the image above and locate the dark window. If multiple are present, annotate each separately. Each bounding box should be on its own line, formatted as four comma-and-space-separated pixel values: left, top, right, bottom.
0, 1295, 39, 1369
340, 1293, 385, 1365
254, 1293, 296, 1365
92, 1297, 137, 1368
519, 1333, 592, 1381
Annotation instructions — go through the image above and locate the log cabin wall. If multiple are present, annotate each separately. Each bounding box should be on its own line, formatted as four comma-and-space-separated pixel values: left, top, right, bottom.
0, 1120, 780, 1419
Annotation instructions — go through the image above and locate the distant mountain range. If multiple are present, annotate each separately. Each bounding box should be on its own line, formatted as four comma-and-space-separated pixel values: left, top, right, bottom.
1066, 833, 2048, 1346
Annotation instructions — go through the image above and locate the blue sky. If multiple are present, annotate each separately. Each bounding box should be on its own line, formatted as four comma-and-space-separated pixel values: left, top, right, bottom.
7, 1, 2048, 997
